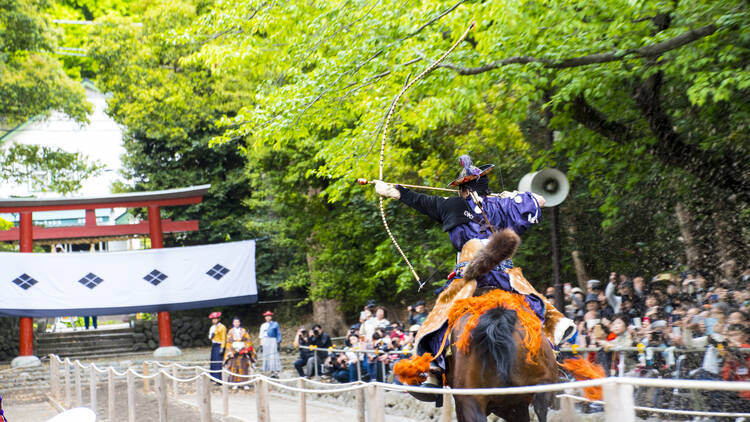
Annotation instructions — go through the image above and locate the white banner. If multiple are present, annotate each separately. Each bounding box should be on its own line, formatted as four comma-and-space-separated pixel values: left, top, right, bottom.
0, 240, 256, 317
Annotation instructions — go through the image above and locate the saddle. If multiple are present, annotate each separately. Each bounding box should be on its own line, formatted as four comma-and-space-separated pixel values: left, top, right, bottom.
415, 239, 565, 347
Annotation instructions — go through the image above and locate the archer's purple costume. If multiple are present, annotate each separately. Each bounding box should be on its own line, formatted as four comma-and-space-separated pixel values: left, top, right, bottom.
395, 186, 545, 368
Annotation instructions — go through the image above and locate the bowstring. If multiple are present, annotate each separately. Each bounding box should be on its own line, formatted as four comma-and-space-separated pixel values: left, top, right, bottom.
378, 22, 475, 291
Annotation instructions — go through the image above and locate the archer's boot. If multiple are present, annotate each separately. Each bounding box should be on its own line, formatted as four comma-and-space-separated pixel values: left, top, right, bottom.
409, 364, 444, 406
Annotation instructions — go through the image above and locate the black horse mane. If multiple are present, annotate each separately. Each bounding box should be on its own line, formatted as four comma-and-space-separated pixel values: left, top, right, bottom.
471, 306, 518, 383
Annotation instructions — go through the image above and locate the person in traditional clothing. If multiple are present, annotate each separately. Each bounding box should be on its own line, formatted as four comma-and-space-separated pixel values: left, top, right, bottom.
224, 316, 255, 389
259, 310, 282, 377
374, 154, 576, 394
207, 311, 226, 383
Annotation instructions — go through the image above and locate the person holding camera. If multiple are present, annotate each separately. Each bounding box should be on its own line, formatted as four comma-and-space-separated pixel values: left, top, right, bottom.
324, 352, 351, 383
299, 324, 332, 378
293, 326, 312, 377
407, 300, 428, 326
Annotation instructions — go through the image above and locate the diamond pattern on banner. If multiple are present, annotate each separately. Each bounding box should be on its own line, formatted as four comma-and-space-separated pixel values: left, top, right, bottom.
78, 272, 104, 289
143, 269, 168, 286
11, 273, 38, 290
206, 264, 230, 280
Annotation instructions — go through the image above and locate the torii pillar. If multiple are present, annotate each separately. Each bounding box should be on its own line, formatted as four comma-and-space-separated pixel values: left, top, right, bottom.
149, 205, 181, 358
0, 185, 210, 364
11, 212, 41, 367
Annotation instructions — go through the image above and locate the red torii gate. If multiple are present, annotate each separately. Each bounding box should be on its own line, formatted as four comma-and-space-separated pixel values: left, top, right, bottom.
0, 185, 209, 366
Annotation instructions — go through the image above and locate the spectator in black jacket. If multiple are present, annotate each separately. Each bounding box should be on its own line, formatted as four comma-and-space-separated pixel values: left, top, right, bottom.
305, 324, 332, 377
293, 327, 312, 377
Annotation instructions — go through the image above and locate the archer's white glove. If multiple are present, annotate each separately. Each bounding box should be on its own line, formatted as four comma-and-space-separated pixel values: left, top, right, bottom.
374, 180, 400, 199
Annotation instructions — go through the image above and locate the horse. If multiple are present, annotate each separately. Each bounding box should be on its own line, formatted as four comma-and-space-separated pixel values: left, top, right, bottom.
394, 230, 603, 421
445, 289, 559, 422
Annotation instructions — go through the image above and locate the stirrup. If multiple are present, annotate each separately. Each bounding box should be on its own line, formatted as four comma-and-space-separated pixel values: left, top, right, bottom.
408, 371, 444, 406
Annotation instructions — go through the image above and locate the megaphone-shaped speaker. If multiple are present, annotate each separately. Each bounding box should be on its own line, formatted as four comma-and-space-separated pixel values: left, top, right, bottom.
518, 168, 569, 207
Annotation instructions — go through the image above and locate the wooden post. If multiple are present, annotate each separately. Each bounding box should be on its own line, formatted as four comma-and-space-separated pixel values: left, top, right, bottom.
368, 384, 384, 422
157, 371, 168, 422
222, 381, 229, 417
355, 386, 365, 422
49, 355, 59, 399
89, 365, 97, 412
255, 378, 270, 422
143, 362, 151, 393
441, 392, 451, 422
108, 368, 116, 422
200, 374, 211, 422
172, 365, 178, 395
64, 359, 71, 407
603, 381, 635, 422
74, 363, 83, 406
297, 378, 306, 422
127, 370, 136, 422
560, 395, 576, 421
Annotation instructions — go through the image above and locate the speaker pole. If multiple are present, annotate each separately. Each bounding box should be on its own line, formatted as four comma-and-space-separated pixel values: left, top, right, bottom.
551, 206, 564, 311
542, 91, 565, 312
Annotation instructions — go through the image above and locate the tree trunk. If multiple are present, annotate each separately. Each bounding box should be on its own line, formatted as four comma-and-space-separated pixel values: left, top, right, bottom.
305, 250, 347, 337
312, 299, 348, 337
674, 202, 701, 269
304, 187, 348, 336
566, 223, 589, 289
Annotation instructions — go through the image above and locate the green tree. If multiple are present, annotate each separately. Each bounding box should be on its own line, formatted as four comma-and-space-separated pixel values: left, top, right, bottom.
0, 0, 101, 194
185, 0, 749, 278
0, 0, 91, 125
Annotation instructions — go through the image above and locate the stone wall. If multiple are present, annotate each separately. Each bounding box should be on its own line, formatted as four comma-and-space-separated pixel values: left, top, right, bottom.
0, 318, 20, 361
132, 316, 212, 351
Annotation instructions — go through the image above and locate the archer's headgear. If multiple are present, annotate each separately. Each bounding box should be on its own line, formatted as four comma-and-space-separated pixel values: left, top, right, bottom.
448, 155, 494, 195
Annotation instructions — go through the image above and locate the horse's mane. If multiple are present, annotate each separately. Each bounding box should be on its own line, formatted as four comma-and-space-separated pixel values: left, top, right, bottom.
471, 306, 518, 382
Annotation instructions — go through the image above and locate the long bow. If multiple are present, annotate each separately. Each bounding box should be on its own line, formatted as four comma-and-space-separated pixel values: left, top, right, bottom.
378, 22, 475, 290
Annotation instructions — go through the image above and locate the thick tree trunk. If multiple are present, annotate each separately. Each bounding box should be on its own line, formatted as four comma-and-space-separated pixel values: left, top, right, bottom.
305, 250, 347, 337
312, 299, 348, 337
566, 223, 589, 289
674, 202, 701, 269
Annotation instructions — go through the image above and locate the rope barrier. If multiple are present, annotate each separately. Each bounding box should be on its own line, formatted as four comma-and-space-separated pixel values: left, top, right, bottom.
46, 354, 750, 420
556, 392, 750, 418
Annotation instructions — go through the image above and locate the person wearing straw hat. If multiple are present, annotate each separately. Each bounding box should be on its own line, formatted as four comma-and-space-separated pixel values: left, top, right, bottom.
259, 310, 282, 377
208, 311, 226, 383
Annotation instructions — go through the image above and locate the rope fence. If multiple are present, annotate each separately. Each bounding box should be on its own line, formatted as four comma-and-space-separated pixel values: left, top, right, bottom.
47, 353, 750, 422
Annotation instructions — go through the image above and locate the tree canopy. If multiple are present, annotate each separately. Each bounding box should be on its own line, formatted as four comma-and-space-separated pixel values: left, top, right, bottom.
0, 0, 103, 194
85, 0, 749, 326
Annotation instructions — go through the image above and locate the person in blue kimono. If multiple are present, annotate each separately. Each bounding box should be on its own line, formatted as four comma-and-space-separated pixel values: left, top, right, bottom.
374, 155, 576, 393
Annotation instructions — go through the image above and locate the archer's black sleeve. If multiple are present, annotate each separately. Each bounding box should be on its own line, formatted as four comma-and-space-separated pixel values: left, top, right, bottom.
396, 185, 447, 224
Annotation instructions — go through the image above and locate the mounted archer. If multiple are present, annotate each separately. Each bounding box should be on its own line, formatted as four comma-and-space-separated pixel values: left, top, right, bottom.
373, 154, 577, 396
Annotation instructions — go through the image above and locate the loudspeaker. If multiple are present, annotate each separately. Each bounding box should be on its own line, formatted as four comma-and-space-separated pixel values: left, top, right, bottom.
518, 168, 569, 207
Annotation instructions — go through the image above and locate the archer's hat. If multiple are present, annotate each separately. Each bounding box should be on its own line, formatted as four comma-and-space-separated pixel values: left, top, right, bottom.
208, 311, 221, 319
262, 310, 274, 316
449, 155, 494, 187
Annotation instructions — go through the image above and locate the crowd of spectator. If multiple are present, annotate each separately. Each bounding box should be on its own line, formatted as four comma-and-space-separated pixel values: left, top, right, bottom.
292, 268, 749, 413
294, 299, 429, 384
559, 269, 750, 413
